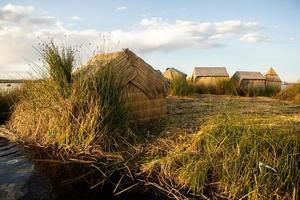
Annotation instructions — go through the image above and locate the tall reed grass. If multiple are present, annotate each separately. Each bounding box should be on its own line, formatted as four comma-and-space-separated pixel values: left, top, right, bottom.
277, 84, 300, 103
169, 77, 196, 96
193, 79, 281, 97
41, 42, 74, 97
9, 42, 132, 157
196, 79, 238, 95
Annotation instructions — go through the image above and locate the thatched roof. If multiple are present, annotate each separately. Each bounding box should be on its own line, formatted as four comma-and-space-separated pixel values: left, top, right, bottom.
264, 67, 281, 82
165, 68, 187, 76
265, 67, 277, 76
193, 67, 229, 78
232, 71, 265, 83
163, 67, 187, 81
82, 49, 167, 99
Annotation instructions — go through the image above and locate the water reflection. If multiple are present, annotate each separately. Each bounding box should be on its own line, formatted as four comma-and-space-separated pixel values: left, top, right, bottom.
0, 137, 167, 200
0, 137, 55, 200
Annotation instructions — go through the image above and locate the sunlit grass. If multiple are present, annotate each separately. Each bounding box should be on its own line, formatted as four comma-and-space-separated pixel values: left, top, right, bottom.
169, 77, 196, 96
277, 84, 300, 103
141, 98, 300, 199
9, 41, 133, 159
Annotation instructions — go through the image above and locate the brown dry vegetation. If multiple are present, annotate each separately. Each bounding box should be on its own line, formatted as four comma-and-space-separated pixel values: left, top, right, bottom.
277, 84, 300, 103
140, 95, 300, 199
2, 88, 300, 199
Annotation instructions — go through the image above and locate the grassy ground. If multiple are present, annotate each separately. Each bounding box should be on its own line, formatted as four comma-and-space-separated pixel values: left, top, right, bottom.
143, 95, 300, 141
1, 89, 299, 199
140, 95, 300, 199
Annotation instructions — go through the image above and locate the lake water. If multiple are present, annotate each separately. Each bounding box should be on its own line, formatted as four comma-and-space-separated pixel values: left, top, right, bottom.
0, 137, 167, 200
0, 137, 56, 200
0, 83, 22, 91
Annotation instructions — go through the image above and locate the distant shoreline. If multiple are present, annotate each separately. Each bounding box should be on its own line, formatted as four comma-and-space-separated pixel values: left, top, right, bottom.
0, 79, 27, 83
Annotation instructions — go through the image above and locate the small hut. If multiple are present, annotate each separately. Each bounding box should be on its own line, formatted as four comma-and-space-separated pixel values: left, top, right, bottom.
231, 71, 266, 90
163, 68, 187, 81
264, 67, 281, 91
192, 67, 229, 87
83, 49, 168, 121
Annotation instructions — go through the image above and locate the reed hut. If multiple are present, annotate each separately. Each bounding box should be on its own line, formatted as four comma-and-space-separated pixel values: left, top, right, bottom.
83, 49, 168, 121
163, 68, 187, 81
192, 67, 229, 87
264, 67, 281, 91
231, 71, 266, 90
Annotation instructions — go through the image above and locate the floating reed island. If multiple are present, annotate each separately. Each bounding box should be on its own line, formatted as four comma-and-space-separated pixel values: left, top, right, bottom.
5, 43, 143, 192
2, 42, 172, 197
0, 41, 299, 199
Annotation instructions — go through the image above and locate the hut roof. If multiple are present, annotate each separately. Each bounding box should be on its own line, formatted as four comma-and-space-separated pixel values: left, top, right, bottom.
82, 49, 167, 99
264, 67, 281, 82
265, 67, 277, 76
232, 71, 265, 83
165, 68, 187, 76
193, 67, 229, 78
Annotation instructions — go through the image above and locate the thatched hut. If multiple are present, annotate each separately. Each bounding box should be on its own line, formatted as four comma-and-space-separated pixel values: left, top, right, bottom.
163, 68, 187, 81
83, 49, 168, 121
231, 71, 266, 90
192, 67, 229, 87
264, 67, 281, 91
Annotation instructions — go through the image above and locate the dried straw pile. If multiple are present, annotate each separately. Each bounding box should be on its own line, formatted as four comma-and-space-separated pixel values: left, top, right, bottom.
83, 49, 168, 121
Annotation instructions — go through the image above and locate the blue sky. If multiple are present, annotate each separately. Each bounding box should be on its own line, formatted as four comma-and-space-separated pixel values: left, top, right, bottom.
0, 0, 299, 81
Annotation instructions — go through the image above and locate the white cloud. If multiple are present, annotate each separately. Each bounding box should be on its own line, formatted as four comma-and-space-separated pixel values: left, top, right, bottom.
69, 16, 82, 21
0, 4, 34, 22
240, 33, 269, 43
214, 20, 260, 34
117, 6, 127, 10
0, 4, 270, 75
28, 16, 57, 26
108, 18, 263, 52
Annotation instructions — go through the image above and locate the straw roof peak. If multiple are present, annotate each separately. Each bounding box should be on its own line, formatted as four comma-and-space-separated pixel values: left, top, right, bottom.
264, 67, 281, 82
265, 67, 278, 76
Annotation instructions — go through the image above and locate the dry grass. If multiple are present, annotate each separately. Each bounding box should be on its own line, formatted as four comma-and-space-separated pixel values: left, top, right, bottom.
7, 42, 138, 190
169, 77, 196, 96
277, 84, 300, 103
4, 77, 300, 199
9, 42, 133, 152
195, 79, 280, 97
196, 79, 238, 95
140, 95, 300, 199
